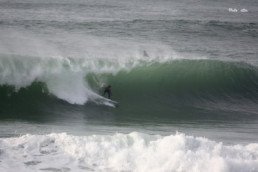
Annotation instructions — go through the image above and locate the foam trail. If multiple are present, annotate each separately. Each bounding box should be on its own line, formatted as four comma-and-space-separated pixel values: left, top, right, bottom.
0, 132, 257, 172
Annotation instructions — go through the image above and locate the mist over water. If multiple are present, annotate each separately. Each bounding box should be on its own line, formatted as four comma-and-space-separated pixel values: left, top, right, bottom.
1, 0, 258, 171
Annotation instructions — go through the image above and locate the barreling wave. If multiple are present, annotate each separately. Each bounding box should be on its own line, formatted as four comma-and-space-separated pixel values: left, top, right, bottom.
0, 52, 174, 105
86, 59, 258, 118
88, 60, 258, 104
1, 53, 258, 115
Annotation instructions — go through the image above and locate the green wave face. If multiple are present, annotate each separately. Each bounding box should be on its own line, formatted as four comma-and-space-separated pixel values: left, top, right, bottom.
86, 60, 258, 121
89, 60, 258, 100
1, 59, 258, 123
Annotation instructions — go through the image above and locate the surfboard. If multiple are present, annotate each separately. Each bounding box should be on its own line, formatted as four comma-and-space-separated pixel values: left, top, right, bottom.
106, 99, 119, 104
97, 96, 119, 107
104, 98, 119, 107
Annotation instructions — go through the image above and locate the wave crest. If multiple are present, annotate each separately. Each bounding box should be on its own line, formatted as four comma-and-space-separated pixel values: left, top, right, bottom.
1, 132, 258, 172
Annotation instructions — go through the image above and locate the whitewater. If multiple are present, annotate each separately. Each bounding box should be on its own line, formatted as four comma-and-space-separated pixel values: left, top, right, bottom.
1, 0, 258, 171
1, 132, 258, 172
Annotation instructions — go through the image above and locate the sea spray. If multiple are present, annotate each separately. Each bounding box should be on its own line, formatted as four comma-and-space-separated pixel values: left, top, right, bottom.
0, 132, 258, 172
0, 46, 174, 104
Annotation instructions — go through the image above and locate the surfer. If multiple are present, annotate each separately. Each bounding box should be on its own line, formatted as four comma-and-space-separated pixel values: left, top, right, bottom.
103, 85, 112, 99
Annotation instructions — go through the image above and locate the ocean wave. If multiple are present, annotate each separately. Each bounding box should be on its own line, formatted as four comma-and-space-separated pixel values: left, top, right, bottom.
0, 132, 257, 172
0, 50, 176, 105
1, 55, 258, 108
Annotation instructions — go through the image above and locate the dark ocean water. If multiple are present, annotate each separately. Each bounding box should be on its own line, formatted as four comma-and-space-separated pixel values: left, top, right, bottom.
0, 0, 258, 171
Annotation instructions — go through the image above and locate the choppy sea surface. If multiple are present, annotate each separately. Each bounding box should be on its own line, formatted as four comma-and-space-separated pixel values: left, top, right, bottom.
0, 0, 258, 171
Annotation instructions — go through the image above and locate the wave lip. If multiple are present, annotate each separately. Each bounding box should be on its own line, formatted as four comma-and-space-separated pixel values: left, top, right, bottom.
0, 132, 258, 172
0, 46, 175, 105
2, 56, 258, 112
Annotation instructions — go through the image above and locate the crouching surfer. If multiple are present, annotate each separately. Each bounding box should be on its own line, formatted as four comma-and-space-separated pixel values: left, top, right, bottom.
103, 85, 112, 99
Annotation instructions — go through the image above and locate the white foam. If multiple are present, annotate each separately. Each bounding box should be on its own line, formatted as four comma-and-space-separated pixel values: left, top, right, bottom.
0, 28, 180, 105
0, 52, 175, 104
0, 28, 212, 105
0, 132, 257, 172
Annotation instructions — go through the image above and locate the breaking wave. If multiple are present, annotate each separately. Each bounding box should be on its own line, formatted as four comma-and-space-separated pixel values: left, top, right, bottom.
0, 132, 258, 172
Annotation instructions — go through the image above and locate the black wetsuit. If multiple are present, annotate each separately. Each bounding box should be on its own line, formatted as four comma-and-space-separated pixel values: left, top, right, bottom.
103, 87, 111, 99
